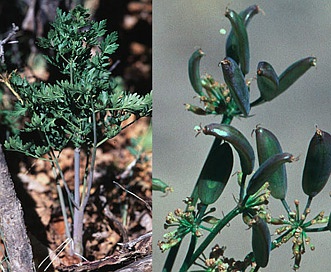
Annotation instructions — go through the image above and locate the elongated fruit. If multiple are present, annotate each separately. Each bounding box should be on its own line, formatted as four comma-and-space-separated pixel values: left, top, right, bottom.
302, 128, 331, 197
256, 61, 279, 101
278, 56, 316, 93
198, 142, 234, 205
254, 126, 287, 199
188, 48, 205, 96
225, 8, 250, 75
252, 215, 271, 268
220, 57, 250, 116
226, 5, 260, 65
152, 178, 172, 193
246, 152, 296, 198
202, 123, 255, 175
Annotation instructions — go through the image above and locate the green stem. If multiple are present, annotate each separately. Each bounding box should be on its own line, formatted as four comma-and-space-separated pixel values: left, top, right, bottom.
196, 203, 208, 223
299, 196, 313, 224
281, 199, 291, 214
253, 265, 260, 272
221, 114, 234, 125
180, 205, 241, 271
305, 226, 329, 232
182, 235, 198, 270
163, 242, 181, 272
181, 204, 208, 270
271, 228, 293, 250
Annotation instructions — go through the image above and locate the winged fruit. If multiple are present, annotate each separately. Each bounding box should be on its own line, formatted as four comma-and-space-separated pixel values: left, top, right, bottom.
302, 127, 331, 197
251, 215, 271, 268
188, 48, 205, 96
226, 5, 260, 67
225, 8, 250, 75
202, 123, 255, 175
220, 57, 250, 116
197, 142, 233, 205
254, 126, 287, 199
256, 61, 279, 102
279, 56, 316, 93
245, 152, 296, 200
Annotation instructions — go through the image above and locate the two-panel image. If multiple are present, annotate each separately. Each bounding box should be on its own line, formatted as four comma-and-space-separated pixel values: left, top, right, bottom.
0, 0, 330, 271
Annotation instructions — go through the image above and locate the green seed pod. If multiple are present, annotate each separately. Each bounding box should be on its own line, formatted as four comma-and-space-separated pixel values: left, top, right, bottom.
246, 152, 296, 198
302, 128, 331, 197
254, 126, 287, 200
240, 5, 260, 26
220, 57, 250, 116
256, 61, 279, 102
278, 56, 317, 93
202, 123, 255, 175
226, 5, 260, 65
188, 48, 205, 96
198, 142, 234, 205
251, 215, 271, 268
225, 8, 250, 75
152, 178, 173, 193
184, 104, 207, 115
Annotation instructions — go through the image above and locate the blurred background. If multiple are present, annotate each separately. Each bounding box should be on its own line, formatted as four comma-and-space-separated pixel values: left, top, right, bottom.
154, 0, 331, 271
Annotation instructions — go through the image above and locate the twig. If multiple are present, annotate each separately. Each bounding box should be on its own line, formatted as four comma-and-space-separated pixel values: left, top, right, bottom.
113, 180, 152, 212
118, 231, 152, 251
0, 24, 19, 63
116, 158, 138, 180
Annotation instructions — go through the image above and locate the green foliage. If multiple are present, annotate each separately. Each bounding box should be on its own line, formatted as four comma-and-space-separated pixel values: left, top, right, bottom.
185, 5, 315, 120
160, 4, 330, 272
4, 5, 152, 156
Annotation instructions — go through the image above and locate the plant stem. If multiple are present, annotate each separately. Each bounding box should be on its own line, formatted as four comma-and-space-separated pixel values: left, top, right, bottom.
72, 103, 98, 256
181, 204, 208, 270
48, 146, 79, 208
281, 198, 291, 214
253, 265, 260, 272
81, 104, 97, 209
299, 196, 313, 225
73, 147, 83, 255
221, 114, 234, 125
74, 148, 81, 206
50, 157, 72, 246
163, 242, 181, 272
56, 181, 71, 241
182, 235, 198, 270
305, 226, 329, 232
179, 205, 241, 271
